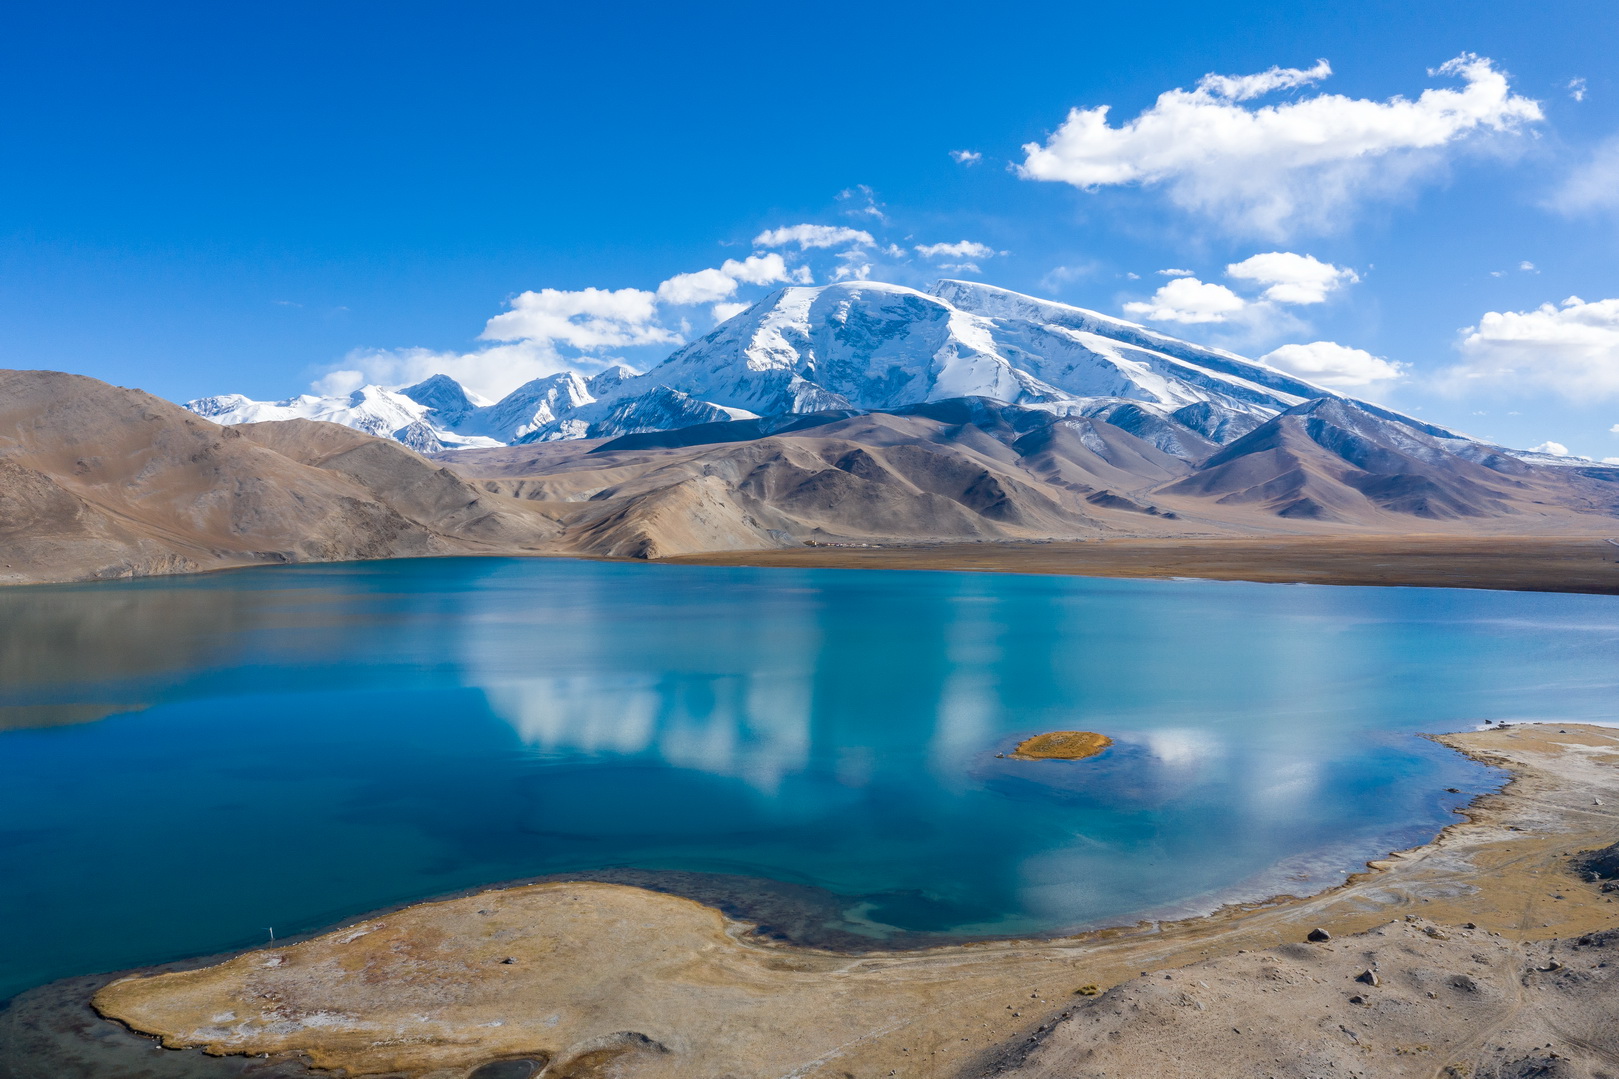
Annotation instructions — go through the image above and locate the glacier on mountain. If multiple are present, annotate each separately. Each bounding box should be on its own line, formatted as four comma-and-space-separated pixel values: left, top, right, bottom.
183, 279, 1434, 458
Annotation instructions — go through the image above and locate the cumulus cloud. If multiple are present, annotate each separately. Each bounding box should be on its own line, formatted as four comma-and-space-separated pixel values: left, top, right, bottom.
1125, 249, 1360, 328
1018, 54, 1542, 238
655, 253, 803, 305
1519, 260, 1538, 272
480, 287, 677, 349
655, 267, 737, 306
1550, 135, 1619, 216
1443, 296, 1619, 397
1124, 278, 1248, 323
753, 224, 875, 250
950, 149, 983, 165
1260, 341, 1405, 387
1568, 77, 1587, 102
1226, 251, 1359, 304
1529, 441, 1570, 455
311, 222, 857, 399
914, 240, 998, 261
325, 341, 589, 400
831, 253, 874, 281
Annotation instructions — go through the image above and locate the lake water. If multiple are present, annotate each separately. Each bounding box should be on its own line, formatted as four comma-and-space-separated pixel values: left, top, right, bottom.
2, 557, 1617, 1001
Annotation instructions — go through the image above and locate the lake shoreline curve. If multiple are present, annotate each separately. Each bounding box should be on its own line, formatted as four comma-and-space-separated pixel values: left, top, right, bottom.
26, 723, 1610, 1079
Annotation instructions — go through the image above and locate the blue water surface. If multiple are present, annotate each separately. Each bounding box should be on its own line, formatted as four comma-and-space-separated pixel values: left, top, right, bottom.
1, 557, 1616, 1000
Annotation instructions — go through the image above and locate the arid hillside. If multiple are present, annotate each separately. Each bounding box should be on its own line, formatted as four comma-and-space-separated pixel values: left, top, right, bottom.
5, 371, 1619, 586
0, 370, 562, 585
443, 397, 1619, 560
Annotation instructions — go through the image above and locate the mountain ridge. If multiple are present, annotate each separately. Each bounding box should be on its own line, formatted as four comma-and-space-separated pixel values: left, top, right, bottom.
4, 368, 1617, 586
188, 278, 1587, 480
184, 279, 1407, 454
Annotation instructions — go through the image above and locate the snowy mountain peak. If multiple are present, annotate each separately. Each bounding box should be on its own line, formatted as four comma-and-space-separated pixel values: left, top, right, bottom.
186, 278, 1504, 463
400, 374, 491, 423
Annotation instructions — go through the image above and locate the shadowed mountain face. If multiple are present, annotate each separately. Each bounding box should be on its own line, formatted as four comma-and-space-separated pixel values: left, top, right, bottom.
0, 370, 561, 585
441, 397, 1619, 560
1161, 398, 1619, 524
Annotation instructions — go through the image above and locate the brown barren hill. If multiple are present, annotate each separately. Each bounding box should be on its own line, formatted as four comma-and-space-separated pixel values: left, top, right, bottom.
0, 370, 561, 585
6, 370, 1619, 589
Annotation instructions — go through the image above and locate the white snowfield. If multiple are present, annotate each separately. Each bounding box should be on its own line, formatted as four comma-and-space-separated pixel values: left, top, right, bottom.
182, 279, 1572, 463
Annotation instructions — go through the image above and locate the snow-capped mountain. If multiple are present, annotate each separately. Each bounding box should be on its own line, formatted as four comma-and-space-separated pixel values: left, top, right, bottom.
187, 383, 501, 453
184, 279, 1422, 457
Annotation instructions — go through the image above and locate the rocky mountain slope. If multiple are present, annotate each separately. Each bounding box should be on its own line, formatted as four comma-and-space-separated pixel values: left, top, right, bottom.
6, 363, 1618, 586
443, 396, 1619, 559
0, 370, 561, 585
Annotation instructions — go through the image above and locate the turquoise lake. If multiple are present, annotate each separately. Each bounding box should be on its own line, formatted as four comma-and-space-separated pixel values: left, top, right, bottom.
2, 557, 1617, 1001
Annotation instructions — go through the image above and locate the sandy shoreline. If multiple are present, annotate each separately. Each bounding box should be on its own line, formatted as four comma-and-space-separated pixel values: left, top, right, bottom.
6, 533, 1618, 599
3, 723, 1599, 1079
665, 534, 1619, 595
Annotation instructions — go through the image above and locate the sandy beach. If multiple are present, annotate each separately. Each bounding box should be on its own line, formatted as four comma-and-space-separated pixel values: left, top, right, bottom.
51, 723, 1618, 1079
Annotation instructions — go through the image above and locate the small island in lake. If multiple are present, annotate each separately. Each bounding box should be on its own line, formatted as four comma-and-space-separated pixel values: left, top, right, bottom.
1008, 730, 1114, 760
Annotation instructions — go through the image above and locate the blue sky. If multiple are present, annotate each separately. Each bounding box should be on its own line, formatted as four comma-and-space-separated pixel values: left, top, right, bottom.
3, 0, 1618, 457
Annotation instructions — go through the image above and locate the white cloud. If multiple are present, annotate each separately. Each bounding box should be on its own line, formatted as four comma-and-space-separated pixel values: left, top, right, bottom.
1226, 251, 1358, 304
1157, 267, 1195, 277
1529, 441, 1570, 456
1124, 277, 1248, 323
326, 341, 592, 401
312, 369, 365, 395
1519, 260, 1537, 272
914, 240, 997, 261
753, 224, 875, 249
655, 267, 738, 305
726, 253, 802, 285
837, 184, 887, 221
950, 149, 983, 165
654, 253, 801, 306
1018, 54, 1542, 238
1039, 263, 1098, 292
1196, 59, 1333, 102
1444, 296, 1619, 398
1612, 424, 1619, 434
480, 287, 676, 350
1550, 135, 1619, 216
1568, 77, 1587, 102
1260, 341, 1405, 387
832, 259, 873, 282
308, 224, 853, 400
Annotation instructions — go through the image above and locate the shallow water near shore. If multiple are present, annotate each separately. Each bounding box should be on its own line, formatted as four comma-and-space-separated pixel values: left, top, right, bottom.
2, 557, 1618, 1001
